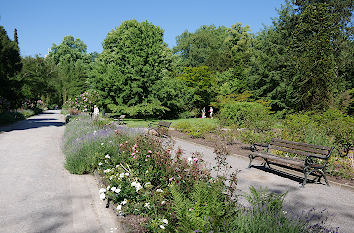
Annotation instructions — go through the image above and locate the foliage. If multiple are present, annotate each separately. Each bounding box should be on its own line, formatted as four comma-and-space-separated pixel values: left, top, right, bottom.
178, 66, 216, 110
218, 101, 275, 131
170, 181, 230, 232
173, 25, 233, 72
89, 20, 171, 118
0, 111, 25, 125
17, 56, 59, 106
228, 186, 333, 233
174, 119, 217, 138
0, 26, 22, 110
48, 35, 92, 104
152, 77, 194, 119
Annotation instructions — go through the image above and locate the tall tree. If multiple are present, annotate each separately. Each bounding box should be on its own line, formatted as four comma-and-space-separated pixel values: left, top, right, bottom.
17, 56, 59, 104
287, 0, 353, 110
90, 20, 172, 117
13, 28, 19, 50
0, 26, 22, 110
48, 35, 91, 104
173, 25, 233, 72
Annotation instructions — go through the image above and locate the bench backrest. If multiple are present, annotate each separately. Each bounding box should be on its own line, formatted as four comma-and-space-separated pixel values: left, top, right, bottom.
119, 115, 126, 119
157, 121, 172, 128
269, 138, 333, 160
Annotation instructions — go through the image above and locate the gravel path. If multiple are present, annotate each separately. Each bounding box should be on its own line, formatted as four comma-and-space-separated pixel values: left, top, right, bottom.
173, 137, 354, 233
0, 110, 123, 233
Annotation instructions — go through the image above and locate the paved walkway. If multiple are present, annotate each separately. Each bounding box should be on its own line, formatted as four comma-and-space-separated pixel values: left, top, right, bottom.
173, 138, 354, 233
0, 110, 123, 233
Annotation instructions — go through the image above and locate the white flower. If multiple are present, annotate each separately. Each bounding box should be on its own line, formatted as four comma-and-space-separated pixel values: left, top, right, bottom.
135, 183, 142, 192
98, 162, 103, 166
99, 188, 106, 193
156, 189, 163, 193
144, 202, 150, 208
121, 199, 127, 205
109, 176, 113, 180
115, 188, 121, 194
162, 219, 168, 224
107, 186, 110, 190
159, 225, 165, 229
101, 143, 104, 146
124, 172, 129, 176
117, 204, 122, 211
161, 201, 166, 205
187, 157, 193, 163
99, 193, 106, 200
116, 165, 120, 168
131, 181, 137, 187
111, 187, 116, 192
104, 169, 111, 173
105, 154, 110, 159
119, 173, 125, 178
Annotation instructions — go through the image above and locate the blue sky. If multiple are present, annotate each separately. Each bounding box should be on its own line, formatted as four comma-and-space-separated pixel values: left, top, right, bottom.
1, 0, 284, 57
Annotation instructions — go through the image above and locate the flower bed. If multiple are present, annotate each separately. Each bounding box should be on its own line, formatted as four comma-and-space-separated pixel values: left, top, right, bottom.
63, 116, 336, 232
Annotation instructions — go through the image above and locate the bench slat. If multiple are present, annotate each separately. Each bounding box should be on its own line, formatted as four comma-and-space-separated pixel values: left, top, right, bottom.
270, 141, 330, 155
269, 145, 328, 159
272, 138, 330, 150
251, 152, 305, 167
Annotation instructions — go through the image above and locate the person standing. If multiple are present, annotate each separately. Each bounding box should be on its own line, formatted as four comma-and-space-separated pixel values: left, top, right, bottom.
93, 105, 99, 120
209, 107, 213, 119
201, 107, 206, 118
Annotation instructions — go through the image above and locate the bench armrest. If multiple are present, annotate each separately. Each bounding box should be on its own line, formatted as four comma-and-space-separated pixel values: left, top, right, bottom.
250, 143, 269, 152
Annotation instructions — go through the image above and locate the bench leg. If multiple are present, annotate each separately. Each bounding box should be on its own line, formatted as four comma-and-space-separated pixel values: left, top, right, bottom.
302, 167, 310, 187
264, 159, 271, 169
318, 169, 330, 186
248, 155, 254, 168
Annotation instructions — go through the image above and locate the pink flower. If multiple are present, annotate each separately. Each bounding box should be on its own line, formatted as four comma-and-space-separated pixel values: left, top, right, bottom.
120, 144, 123, 147
131, 152, 135, 156
133, 156, 136, 159
148, 150, 152, 154
169, 177, 174, 181
193, 158, 198, 162
134, 144, 138, 148
146, 154, 150, 158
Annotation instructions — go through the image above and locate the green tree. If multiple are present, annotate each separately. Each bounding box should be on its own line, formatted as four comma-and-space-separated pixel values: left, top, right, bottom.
178, 66, 215, 110
48, 35, 91, 104
287, 0, 353, 110
13, 28, 19, 50
90, 20, 172, 117
17, 56, 60, 105
173, 25, 232, 72
0, 26, 22, 110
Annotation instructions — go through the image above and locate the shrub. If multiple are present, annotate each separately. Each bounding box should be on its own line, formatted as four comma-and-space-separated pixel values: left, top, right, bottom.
218, 102, 275, 131
174, 119, 216, 138
170, 180, 231, 232
228, 187, 334, 233
0, 111, 25, 125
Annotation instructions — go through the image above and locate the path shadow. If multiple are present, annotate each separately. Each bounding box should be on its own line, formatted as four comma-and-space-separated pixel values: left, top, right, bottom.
250, 164, 325, 186
0, 118, 65, 133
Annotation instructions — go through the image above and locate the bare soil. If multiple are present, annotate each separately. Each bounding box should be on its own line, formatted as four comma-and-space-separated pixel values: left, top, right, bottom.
169, 130, 354, 187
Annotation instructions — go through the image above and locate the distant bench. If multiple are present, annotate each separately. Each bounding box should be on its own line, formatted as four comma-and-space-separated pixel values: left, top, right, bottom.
113, 115, 126, 125
248, 138, 334, 187
148, 121, 172, 137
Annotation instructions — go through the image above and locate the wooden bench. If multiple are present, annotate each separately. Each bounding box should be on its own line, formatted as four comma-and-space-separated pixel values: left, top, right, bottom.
148, 121, 172, 137
248, 138, 334, 187
113, 115, 126, 125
